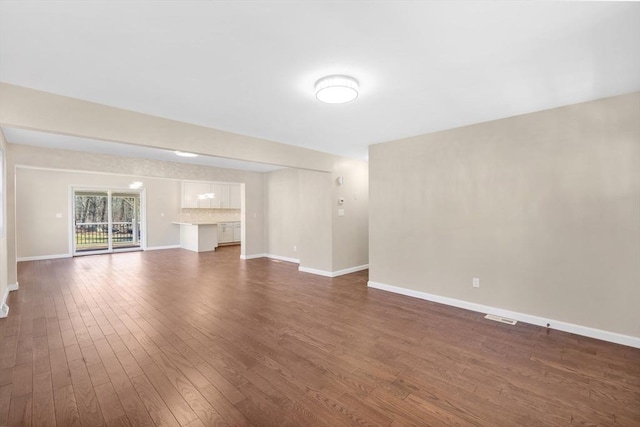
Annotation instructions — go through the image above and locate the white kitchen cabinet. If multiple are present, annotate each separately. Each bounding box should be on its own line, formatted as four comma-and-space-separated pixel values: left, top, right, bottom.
209, 183, 222, 208
218, 184, 240, 209
178, 223, 218, 252
233, 222, 241, 242
217, 222, 235, 244
217, 184, 229, 209
182, 181, 241, 209
228, 184, 241, 209
182, 182, 213, 208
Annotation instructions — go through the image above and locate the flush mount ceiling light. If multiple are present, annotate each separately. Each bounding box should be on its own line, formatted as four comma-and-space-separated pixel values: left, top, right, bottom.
315, 75, 359, 104
175, 151, 198, 158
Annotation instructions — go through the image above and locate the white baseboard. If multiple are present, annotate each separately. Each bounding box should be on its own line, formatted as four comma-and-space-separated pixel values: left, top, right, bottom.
0, 283, 17, 319
240, 253, 300, 264
0, 303, 8, 318
367, 281, 640, 349
145, 245, 181, 251
299, 264, 369, 278
0, 290, 9, 319
332, 264, 369, 277
298, 266, 333, 277
17, 254, 71, 262
265, 254, 300, 264
240, 253, 266, 260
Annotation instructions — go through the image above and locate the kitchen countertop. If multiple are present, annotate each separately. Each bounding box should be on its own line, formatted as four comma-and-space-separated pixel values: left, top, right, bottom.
171, 221, 239, 225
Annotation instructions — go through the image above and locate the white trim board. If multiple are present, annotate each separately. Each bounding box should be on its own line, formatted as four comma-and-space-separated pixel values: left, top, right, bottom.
367, 281, 640, 349
299, 264, 369, 278
240, 253, 300, 264
240, 253, 266, 260
17, 254, 72, 262
240, 254, 368, 278
0, 289, 9, 319
1, 282, 19, 319
145, 245, 181, 251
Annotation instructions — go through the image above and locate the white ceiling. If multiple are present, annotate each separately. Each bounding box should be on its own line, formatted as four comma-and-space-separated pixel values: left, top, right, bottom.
1, 1, 639, 161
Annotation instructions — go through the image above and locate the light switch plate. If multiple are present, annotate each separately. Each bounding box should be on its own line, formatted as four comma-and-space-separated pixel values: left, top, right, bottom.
338, 209, 345, 216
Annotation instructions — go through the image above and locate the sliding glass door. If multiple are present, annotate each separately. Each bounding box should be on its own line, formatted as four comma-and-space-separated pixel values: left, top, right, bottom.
73, 189, 142, 255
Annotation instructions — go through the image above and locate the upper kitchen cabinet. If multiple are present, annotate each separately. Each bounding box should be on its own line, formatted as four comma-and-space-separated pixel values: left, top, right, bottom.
226, 184, 241, 209
181, 181, 241, 209
182, 181, 212, 208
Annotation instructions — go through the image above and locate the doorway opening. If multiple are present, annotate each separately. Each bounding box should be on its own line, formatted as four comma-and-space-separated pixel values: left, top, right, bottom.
73, 189, 143, 255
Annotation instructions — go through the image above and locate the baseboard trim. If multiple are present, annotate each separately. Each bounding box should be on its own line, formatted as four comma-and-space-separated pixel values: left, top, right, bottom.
0, 303, 8, 318
17, 254, 72, 262
0, 289, 10, 319
298, 264, 369, 278
8, 282, 19, 292
240, 253, 300, 264
145, 245, 181, 251
367, 281, 640, 349
332, 264, 369, 277
265, 254, 300, 264
240, 253, 266, 260
298, 266, 333, 277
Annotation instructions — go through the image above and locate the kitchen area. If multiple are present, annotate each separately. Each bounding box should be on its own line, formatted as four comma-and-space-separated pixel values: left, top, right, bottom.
173, 181, 242, 252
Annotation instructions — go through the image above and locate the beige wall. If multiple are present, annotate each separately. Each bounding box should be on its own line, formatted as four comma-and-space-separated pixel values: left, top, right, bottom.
332, 158, 369, 271
16, 168, 182, 258
369, 92, 640, 338
264, 162, 369, 274
0, 131, 8, 308
298, 169, 333, 272
10, 144, 266, 258
265, 168, 300, 260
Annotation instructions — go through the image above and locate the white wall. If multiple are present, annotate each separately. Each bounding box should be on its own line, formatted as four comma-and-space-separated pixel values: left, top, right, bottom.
369, 92, 640, 340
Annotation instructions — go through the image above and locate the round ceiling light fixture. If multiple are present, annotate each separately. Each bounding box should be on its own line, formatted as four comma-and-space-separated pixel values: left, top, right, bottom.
315, 75, 359, 104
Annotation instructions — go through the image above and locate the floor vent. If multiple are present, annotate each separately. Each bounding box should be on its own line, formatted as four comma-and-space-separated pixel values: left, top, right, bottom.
484, 314, 517, 325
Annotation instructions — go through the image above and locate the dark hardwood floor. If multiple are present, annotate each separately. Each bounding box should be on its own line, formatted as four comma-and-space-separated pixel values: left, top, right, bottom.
1, 246, 638, 426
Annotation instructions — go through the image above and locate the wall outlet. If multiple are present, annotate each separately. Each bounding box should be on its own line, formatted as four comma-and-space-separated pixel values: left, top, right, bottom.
293, 245, 297, 252
337, 209, 345, 216
473, 277, 480, 288
55, 213, 62, 219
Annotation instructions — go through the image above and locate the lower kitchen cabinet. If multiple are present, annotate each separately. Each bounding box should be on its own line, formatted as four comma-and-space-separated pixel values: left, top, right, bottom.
217, 222, 241, 244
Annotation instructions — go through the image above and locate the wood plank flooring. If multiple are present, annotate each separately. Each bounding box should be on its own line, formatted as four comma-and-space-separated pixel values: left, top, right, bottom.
1, 246, 638, 426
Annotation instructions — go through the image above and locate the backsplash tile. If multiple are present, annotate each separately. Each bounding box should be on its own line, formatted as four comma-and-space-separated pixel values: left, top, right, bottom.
181, 208, 241, 223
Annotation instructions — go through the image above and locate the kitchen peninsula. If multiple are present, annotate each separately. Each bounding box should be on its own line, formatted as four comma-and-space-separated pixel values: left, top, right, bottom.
173, 222, 219, 252
173, 221, 241, 252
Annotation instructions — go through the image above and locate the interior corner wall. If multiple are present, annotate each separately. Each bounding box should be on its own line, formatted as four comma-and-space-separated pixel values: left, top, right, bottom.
332, 158, 369, 271
265, 168, 300, 260
0, 131, 9, 303
369, 92, 640, 338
